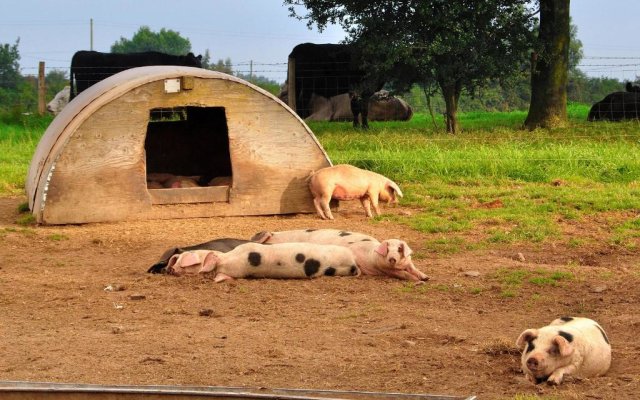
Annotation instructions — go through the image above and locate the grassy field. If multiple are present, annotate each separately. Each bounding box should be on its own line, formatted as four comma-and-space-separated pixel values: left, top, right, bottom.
2, 105, 640, 250
0, 115, 52, 195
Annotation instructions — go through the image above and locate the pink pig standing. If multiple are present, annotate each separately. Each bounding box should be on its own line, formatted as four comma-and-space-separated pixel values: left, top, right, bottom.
308, 164, 403, 219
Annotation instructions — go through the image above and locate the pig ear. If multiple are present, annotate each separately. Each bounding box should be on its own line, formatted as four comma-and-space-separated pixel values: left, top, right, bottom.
375, 241, 389, 256
516, 329, 538, 350
386, 181, 403, 198
553, 335, 574, 357
251, 231, 272, 243
200, 251, 219, 273
400, 241, 413, 257
179, 252, 202, 267
167, 254, 180, 271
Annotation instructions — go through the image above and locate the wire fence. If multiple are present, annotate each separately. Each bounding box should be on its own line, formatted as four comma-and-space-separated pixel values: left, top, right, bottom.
16, 61, 290, 83
15, 56, 640, 81
3, 56, 640, 119
576, 56, 640, 79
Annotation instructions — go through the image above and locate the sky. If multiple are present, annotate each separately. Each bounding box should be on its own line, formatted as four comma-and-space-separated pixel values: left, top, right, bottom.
2, 0, 640, 84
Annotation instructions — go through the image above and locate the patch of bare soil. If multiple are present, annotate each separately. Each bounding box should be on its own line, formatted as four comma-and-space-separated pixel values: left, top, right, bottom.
0, 196, 638, 399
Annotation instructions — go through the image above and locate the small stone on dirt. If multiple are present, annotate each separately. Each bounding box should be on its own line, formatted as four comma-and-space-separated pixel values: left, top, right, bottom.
591, 285, 608, 293
128, 294, 146, 300
516, 253, 526, 262
111, 326, 124, 334
104, 284, 126, 292
464, 270, 481, 277
199, 308, 215, 317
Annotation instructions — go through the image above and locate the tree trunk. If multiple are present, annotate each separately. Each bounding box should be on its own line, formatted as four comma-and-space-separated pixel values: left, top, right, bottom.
422, 85, 439, 130
524, 0, 570, 130
439, 79, 461, 134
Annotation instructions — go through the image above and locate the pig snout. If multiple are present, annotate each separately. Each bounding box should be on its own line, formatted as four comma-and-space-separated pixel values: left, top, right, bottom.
524, 357, 552, 384
526, 357, 540, 371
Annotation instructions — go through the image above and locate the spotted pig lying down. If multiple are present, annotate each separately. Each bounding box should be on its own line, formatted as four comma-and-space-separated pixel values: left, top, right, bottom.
166, 242, 360, 282
516, 317, 611, 385
251, 228, 429, 282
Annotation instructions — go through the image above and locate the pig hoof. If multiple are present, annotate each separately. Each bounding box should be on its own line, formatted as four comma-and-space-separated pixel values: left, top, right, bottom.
546, 377, 562, 386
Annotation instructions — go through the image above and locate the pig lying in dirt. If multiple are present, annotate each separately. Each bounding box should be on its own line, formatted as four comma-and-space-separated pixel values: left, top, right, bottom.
251, 229, 429, 282
147, 238, 257, 274
516, 317, 612, 385
308, 164, 403, 219
166, 242, 360, 282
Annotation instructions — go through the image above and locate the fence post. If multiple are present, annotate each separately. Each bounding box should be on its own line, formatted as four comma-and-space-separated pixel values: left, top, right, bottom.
287, 57, 296, 112
38, 61, 46, 115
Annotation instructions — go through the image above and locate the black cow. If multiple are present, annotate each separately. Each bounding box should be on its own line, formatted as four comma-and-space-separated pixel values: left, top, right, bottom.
69, 50, 203, 100
288, 43, 384, 129
626, 82, 640, 93
588, 91, 640, 121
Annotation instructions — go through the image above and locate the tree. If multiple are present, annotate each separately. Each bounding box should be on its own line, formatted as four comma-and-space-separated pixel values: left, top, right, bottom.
568, 20, 583, 71
286, 1, 536, 133
0, 38, 21, 90
45, 69, 68, 98
111, 26, 192, 55
524, 0, 571, 129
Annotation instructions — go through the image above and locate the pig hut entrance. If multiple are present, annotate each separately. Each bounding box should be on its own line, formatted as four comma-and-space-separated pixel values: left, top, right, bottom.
144, 106, 232, 205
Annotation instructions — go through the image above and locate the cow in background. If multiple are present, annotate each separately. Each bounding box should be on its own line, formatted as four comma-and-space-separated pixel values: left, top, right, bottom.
588, 82, 640, 121
286, 43, 384, 129
46, 86, 70, 115
625, 82, 640, 93
69, 51, 203, 100
305, 90, 413, 122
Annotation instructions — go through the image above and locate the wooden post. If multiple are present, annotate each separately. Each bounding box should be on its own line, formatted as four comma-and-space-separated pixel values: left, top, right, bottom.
38, 61, 46, 115
90, 18, 94, 50
287, 57, 296, 111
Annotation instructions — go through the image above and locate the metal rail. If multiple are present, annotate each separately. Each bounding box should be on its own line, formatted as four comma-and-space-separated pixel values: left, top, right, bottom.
0, 381, 476, 400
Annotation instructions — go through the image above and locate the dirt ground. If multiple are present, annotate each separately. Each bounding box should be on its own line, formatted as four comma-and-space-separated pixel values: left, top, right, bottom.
0, 195, 639, 400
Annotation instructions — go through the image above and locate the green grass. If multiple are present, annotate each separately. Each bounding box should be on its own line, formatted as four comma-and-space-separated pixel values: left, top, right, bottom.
307, 105, 640, 246
492, 267, 575, 298
312, 122, 640, 185
0, 115, 51, 195
47, 233, 69, 241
